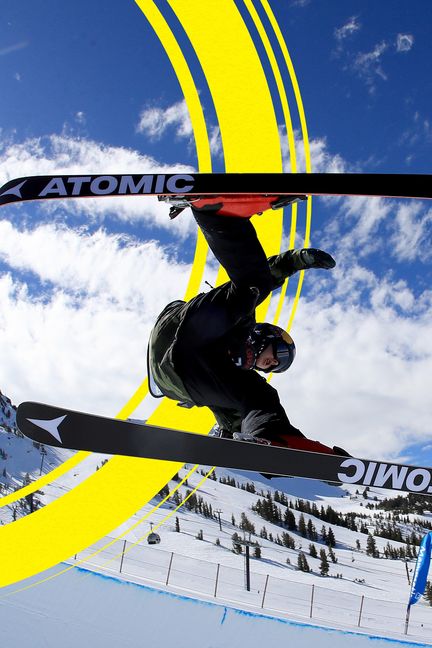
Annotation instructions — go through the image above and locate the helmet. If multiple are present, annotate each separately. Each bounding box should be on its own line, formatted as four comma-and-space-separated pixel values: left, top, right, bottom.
251, 323, 296, 373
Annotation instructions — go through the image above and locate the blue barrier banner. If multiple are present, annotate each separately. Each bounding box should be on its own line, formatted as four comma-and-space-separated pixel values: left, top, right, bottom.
409, 531, 432, 607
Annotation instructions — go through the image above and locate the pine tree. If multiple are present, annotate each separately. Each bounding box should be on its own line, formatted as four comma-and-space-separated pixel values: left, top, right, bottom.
321, 525, 328, 544
254, 545, 261, 559
239, 512, 255, 534
366, 533, 379, 558
424, 581, 432, 606
309, 543, 318, 558
307, 519, 318, 541
282, 532, 296, 549
196, 529, 204, 540
327, 527, 336, 548
328, 546, 337, 563
284, 508, 297, 531
232, 533, 242, 554
298, 513, 307, 537
297, 551, 310, 573
319, 548, 330, 576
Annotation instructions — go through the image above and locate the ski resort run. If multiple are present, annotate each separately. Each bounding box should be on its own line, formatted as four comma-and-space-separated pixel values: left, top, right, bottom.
2, 392, 432, 644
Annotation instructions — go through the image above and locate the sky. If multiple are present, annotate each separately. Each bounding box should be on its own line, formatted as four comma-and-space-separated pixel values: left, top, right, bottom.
1, 0, 432, 465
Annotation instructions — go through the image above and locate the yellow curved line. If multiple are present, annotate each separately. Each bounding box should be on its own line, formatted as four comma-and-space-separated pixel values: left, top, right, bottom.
0, 451, 91, 508
0, 463, 203, 598
1, 0, 215, 509
260, 0, 313, 333
0, 0, 213, 587
77, 465, 217, 579
66, 0, 292, 581
60, 3, 295, 584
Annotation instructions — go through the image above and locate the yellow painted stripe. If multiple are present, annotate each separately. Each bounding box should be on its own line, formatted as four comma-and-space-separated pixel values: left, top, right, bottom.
260, 0, 313, 334
0, 463, 201, 598
0, 451, 91, 508
0, 0, 212, 587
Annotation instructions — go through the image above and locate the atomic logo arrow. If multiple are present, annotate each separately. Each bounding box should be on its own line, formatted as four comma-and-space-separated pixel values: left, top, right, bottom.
0, 180, 26, 198
27, 415, 67, 443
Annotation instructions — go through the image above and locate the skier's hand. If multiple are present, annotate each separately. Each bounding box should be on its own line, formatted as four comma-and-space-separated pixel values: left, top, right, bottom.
299, 248, 336, 269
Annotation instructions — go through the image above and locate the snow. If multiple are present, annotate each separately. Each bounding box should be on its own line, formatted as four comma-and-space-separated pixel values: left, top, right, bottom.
2, 388, 432, 644
0, 564, 430, 648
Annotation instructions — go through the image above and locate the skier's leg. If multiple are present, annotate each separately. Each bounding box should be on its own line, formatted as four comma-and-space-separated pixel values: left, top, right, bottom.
192, 208, 273, 301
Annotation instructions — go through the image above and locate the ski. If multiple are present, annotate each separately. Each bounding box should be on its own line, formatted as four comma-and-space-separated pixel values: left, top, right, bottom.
16, 401, 432, 495
1, 173, 432, 208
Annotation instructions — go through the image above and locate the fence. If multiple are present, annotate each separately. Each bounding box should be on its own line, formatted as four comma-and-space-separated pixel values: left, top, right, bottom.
71, 537, 432, 641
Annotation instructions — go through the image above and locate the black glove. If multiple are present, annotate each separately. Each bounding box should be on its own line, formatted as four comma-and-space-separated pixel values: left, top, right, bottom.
299, 248, 336, 269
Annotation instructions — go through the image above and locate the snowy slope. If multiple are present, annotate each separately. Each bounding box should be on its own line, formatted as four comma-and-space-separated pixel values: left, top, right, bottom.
74, 464, 430, 609
0, 389, 76, 522
2, 391, 432, 640
1, 565, 430, 648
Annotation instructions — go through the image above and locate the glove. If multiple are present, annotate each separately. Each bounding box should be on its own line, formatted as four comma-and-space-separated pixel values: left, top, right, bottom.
299, 248, 336, 269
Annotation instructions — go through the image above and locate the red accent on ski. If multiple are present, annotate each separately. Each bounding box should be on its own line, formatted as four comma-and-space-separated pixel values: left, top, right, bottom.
192, 195, 282, 218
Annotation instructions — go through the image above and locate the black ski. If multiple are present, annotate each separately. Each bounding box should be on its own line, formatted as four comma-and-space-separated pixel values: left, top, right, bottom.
1, 173, 432, 208
16, 401, 432, 495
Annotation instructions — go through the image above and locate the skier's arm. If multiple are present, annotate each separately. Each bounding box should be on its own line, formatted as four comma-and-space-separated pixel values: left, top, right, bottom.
239, 377, 304, 440
267, 248, 336, 291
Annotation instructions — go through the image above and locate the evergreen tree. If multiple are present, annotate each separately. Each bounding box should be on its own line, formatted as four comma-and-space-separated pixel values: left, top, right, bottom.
297, 551, 310, 573
284, 509, 297, 531
321, 525, 328, 544
196, 529, 204, 540
232, 532, 242, 554
254, 545, 262, 559
309, 543, 318, 558
239, 512, 255, 534
328, 546, 337, 563
327, 527, 336, 548
319, 548, 330, 576
282, 532, 296, 549
307, 519, 318, 541
158, 483, 170, 499
366, 533, 379, 558
424, 581, 432, 606
298, 513, 307, 537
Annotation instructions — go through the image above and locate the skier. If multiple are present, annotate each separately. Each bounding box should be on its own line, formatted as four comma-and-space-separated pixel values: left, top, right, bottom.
148, 199, 341, 455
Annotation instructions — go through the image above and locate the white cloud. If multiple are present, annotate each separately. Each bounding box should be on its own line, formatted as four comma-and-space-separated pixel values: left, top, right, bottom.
396, 33, 414, 53
137, 100, 193, 141
353, 41, 389, 90
289, 0, 311, 7
281, 128, 348, 174
0, 41, 29, 57
389, 203, 432, 262
274, 290, 432, 459
137, 99, 223, 160
0, 221, 190, 311
0, 223, 192, 416
0, 134, 196, 237
334, 16, 361, 41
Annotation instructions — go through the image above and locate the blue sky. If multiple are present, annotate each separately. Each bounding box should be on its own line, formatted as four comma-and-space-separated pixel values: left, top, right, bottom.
1, 1, 431, 465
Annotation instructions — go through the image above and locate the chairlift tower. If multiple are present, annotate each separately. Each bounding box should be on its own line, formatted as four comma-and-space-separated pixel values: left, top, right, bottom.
237, 532, 255, 592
